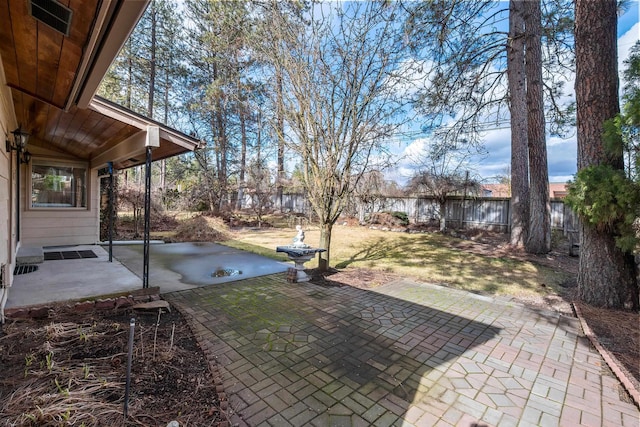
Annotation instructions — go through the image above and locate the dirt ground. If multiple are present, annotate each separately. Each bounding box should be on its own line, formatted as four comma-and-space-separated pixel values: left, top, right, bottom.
1, 226, 638, 425
0, 307, 224, 426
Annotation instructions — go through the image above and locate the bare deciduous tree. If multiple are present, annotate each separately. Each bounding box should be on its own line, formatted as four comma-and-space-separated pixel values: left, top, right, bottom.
407, 145, 480, 232
351, 170, 388, 223
245, 158, 275, 228
262, 1, 414, 271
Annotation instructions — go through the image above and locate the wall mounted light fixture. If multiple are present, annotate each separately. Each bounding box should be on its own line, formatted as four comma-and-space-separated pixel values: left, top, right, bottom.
6, 126, 31, 163
6, 126, 31, 242
6, 126, 29, 151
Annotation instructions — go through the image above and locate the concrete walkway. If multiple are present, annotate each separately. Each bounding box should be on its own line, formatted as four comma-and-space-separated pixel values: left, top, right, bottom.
166, 273, 639, 427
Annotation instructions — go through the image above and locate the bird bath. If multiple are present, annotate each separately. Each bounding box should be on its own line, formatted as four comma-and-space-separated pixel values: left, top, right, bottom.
276, 226, 325, 282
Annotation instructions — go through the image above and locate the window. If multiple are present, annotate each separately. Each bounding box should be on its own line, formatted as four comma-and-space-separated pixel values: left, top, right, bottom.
31, 161, 87, 208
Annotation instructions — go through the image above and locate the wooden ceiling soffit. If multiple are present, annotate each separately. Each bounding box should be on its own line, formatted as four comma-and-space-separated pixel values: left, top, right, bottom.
24, 136, 83, 160
1, 0, 148, 112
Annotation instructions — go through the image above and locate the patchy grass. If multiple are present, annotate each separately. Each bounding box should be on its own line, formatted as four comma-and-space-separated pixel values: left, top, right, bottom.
223, 239, 291, 263
223, 225, 572, 299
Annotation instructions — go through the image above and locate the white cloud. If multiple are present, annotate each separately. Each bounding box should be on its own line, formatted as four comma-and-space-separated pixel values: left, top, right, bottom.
619, 22, 639, 74
402, 137, 429, 158
384, 19, 638, 186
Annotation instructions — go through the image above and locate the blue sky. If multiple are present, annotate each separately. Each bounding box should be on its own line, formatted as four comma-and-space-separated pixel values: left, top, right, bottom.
388, 2, 640, 185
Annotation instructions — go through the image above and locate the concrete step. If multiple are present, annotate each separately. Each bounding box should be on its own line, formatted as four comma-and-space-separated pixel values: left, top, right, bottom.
17, 246, 44, 264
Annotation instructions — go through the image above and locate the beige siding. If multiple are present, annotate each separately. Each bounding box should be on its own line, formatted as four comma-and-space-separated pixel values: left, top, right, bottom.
22, 169, 100, 247
1, 55, 17, 318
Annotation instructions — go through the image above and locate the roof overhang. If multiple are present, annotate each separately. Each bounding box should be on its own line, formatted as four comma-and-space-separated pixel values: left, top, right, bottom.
0, 0, 201, 170
89, 96, 203, 170
72, 1, 149, 110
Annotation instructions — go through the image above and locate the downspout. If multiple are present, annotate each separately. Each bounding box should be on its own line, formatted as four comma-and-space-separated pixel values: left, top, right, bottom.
16, 152, 20, 242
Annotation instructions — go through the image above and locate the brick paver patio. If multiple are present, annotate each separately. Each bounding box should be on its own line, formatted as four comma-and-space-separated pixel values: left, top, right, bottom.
165, 273, 639, 427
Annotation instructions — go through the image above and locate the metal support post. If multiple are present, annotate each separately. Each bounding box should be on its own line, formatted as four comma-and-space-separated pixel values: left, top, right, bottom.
108, 162, 114, 262
143, 146, 152, 288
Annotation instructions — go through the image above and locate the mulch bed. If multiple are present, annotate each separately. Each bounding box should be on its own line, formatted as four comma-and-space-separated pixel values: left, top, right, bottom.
0, 305, 224, 426
576, 302, 640, 396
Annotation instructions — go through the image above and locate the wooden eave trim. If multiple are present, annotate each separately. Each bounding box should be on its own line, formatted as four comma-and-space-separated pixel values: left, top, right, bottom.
88, 97, 202, 151
73, 0, 150, 110
64, 0, 119, 111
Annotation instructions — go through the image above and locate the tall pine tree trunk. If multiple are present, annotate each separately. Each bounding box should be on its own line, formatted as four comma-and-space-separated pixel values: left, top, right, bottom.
211, 61, 227, 212
276, 70, 285, 212
575, 0, 637, 308
237, 103, 247, 211
147, 0, 157, 120
215, 108, 227, 210
507, 0, 529, 247
126, 38, 133, 110
524, 0, 551, 254
160, 62, 170, 193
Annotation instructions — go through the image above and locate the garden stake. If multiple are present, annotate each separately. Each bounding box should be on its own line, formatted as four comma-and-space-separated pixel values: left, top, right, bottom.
124, 318, 135, 420
170, 322, 175, 351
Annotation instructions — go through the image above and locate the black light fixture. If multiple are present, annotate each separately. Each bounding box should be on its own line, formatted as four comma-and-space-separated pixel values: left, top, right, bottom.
6, 126, 31, 163
6, 126, 31, 243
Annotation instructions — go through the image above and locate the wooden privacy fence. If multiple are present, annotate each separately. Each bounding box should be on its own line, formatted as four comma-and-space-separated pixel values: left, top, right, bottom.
269, 194, 578, 235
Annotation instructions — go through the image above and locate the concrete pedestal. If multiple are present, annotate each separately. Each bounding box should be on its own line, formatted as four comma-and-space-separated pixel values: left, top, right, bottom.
289, 253, 314, 282
276, 246, 326, 283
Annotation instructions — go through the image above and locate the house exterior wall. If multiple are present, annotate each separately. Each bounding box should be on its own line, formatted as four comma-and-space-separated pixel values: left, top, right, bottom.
21, 167, 100, 247
0, 56, 17, 317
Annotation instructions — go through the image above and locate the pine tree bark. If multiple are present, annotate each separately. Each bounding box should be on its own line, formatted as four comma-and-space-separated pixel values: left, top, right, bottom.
237, 102, 247, 211
575, 0, 637, 308
507, 0, 529, 247
147, 0, 157, 120
524, 0, 551, 254
211, 61, 228, 211
276, 70, 285, 212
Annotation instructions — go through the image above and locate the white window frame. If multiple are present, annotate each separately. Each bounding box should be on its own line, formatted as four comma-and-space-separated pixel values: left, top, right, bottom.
29, 159, 89, 210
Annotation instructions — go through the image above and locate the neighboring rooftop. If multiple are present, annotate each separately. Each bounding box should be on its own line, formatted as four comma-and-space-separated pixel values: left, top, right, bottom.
482, 182, 569, 199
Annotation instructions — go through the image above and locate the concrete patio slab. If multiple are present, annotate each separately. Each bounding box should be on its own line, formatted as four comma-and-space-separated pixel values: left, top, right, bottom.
6, 245, 141, 309
111, 242, 290, 293
5, 242, 290, 310
166, 274, 640, 427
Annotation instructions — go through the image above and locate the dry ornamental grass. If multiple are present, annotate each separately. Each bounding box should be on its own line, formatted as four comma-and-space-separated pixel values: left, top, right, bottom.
0, 306, 223, 427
